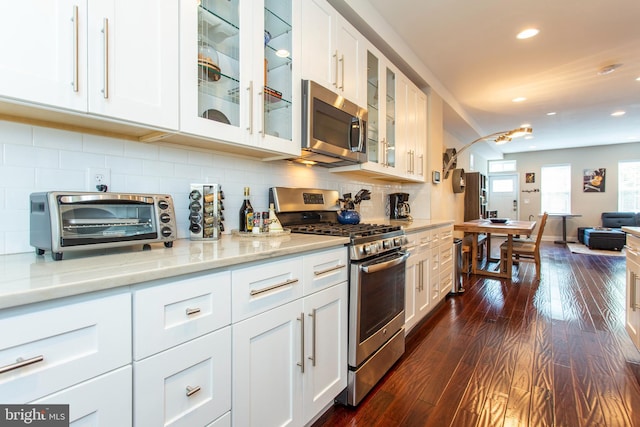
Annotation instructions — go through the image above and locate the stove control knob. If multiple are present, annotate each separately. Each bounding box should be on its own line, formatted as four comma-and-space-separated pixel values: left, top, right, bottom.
365, 243, 378, 255
383, 239, 392, 249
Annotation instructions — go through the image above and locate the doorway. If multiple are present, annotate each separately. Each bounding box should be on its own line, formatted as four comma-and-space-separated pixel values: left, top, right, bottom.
488, 174, 519, 219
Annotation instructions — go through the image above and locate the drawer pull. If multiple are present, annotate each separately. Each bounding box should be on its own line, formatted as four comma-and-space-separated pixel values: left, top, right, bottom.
249, 278, 299, 296
0, 355, 44, 374
185, 307, 201, 316
313, 264, 346, 276
186, 385, 201, 397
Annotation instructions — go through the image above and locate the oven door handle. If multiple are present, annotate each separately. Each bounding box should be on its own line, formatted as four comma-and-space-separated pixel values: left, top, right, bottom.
360, 251, 409, 273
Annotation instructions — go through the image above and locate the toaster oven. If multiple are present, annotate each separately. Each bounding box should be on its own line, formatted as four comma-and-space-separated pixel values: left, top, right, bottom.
30, 192, 177, 260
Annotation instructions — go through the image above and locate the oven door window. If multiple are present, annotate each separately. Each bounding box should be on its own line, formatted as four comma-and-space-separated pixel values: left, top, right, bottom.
59, 204, 157, 246
358, 253, 406, 342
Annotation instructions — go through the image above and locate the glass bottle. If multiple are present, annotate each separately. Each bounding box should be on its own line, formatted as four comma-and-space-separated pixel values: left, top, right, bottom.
239, 187, 254, 232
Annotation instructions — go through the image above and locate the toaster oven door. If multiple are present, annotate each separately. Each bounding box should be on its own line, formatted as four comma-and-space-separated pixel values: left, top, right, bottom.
58, 200, 158, 246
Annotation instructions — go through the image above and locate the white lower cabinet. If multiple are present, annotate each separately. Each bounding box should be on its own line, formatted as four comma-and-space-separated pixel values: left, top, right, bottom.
0, 292, 131, 404
625, 234, 640, 349
34, 366, 132, 426
404, 225, 454, 334
134, 328, 232, 427
232, 282, 347, 427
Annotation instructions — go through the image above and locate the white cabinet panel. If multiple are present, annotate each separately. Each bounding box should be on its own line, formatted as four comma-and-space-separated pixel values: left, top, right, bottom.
133, 271, 231, 359
0, 292, 131, 403
302, 283, 348, 423
134, 328, 232, 427
34, 366, 132, 427
232, 257, 304, 322
302, 247, 348, 295
232, 299, 304, 427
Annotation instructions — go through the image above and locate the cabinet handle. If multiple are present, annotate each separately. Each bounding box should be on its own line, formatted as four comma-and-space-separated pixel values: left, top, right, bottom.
249, 278, 299, 296
332, 51, 339, 87
247, 81, 254, 134
418, 154, 424, 176
632, 272, 638, 312
297, 312, 305, 373
102, 18, 109, 99
0, 355, 44, 375
185, 385, 201, 397
339, 54, 345, 91
381, 138, 387, 166
308, 309, 317, 366
71, 5, 79, 92
313, 264, 346, 276
260, 87, 266, 137
185, 307, 201, 316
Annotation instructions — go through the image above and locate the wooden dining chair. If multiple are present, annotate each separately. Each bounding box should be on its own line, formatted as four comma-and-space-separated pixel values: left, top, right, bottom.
500, 212, 548, 279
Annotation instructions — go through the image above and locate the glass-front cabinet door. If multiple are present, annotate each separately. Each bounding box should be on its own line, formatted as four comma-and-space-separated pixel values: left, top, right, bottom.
179, 0, 299, 157
366, 48, 396, 168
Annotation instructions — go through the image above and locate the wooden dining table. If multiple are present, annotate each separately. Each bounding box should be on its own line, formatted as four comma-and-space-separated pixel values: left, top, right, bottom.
454, 219, 537, 279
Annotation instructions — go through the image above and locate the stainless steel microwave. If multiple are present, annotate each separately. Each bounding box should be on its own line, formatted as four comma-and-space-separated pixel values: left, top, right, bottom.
300, 80, 367, 167
30, 192, 177, 260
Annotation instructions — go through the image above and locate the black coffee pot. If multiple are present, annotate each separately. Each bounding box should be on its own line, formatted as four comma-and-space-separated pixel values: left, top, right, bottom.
389, 193, 411, 219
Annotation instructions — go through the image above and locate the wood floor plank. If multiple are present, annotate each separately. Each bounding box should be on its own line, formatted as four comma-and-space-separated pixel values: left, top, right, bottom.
312, 243, 640, 427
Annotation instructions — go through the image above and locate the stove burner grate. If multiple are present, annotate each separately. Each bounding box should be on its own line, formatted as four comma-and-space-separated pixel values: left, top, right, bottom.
287, 222, 402, 238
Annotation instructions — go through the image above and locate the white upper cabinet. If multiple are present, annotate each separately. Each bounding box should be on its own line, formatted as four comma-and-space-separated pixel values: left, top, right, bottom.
300, 0, 366, 107
0, 0, 179, 130
179, 0, 300, 157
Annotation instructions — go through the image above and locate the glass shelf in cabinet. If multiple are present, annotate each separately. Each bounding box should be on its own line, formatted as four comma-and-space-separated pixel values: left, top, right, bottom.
265, 46, 291, 70
264, 6, 292, 39
264, 94, 292, 112
198, 74, 241, 104
199, 6, 239, 57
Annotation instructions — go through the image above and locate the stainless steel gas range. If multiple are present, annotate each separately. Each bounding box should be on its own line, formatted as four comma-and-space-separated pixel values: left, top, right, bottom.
270, 187, 408, 406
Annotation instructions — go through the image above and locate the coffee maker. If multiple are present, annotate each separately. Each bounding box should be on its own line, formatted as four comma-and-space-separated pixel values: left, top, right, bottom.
389, 193, 411, 220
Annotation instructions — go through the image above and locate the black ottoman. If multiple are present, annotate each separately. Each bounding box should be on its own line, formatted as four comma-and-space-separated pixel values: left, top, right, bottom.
577, 227, 592, 244
583, 228, 626, 250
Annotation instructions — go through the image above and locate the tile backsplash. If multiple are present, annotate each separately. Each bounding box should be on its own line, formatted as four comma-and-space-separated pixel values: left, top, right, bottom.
0, 120, 408, 255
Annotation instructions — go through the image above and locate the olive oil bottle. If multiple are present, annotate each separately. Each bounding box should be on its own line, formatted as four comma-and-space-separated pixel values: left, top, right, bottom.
239, 187, 254, 232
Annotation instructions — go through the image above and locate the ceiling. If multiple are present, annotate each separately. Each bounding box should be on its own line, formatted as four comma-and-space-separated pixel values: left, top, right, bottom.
329, 0, 640, 155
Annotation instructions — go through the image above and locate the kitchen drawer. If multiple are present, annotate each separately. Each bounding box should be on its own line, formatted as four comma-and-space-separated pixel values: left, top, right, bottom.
0, 292, 131, 403
438, 226, 454, 246
133, 271, 231, 360
34, 366, 132, 427
439, 244, 453, 270
134, 327, 231, 427
430, 250, 440, 273
439, 265, 453, 299
302, 247, 348, 295
232, 257, 304, 322
417, 230, 433, 250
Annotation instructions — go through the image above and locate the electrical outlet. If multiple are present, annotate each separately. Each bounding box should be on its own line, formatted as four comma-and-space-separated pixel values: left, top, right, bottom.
87, 168, 111, 192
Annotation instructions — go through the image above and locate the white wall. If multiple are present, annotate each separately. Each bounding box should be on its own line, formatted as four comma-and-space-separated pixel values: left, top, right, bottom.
0, 120, 410, 255
504, 142, 640, 241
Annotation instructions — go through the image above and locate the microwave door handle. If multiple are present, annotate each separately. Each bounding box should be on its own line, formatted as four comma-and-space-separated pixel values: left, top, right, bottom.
350, 117, 364, 153
357, 117, 364, 153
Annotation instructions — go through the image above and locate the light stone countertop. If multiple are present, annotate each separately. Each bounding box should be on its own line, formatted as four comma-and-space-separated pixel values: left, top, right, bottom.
623, 226, 640, 238
0, 233, 349, 310
0, 218, 454, 311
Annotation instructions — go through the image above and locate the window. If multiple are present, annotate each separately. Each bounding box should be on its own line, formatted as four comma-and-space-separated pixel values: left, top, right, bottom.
619, 160, 640, 212
488, 160, 517, 173
541, 164, 571, 213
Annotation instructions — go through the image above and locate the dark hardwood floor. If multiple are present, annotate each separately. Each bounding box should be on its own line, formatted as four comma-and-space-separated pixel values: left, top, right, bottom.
313, 242, 640, 427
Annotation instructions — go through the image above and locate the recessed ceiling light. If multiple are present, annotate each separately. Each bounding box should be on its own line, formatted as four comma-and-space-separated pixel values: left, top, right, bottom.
512, 97, 527, 103
524, 135, 534, 140
611, 110, 626, 117
546, 112, 557, 116
517, 28, 539, 39
636, 76, 640, 81
597, 63, 623, 75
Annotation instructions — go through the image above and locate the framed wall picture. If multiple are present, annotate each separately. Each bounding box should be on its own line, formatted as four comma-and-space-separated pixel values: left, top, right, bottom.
583, 168, 606, 192
525, 172, 535, 183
